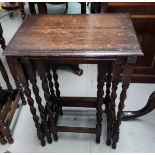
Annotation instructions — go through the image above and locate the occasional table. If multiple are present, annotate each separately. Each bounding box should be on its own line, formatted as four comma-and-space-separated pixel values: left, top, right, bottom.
3, 14, 143, 149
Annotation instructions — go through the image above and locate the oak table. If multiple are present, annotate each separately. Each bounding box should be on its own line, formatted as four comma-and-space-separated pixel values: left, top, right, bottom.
3, 14, 143, 149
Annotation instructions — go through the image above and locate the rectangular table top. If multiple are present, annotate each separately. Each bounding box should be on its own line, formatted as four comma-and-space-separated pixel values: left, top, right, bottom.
3, 14, 143, 58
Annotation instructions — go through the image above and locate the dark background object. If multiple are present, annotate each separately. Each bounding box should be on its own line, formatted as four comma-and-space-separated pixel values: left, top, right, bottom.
91, 2, 155, 83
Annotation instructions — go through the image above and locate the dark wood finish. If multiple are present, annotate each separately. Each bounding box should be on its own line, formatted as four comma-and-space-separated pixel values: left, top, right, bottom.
60, 97, 97, 108
101, 2, 155, 83
96, 63, 106, 143
112, 56, 137, 149
25, 62, 52, 144
6, 58, 26, 105
4, 15, 142, 57
0, 60, 12, 91
0, 90, 20, 144
4, 14, 142, 149
58, 126, 96, 133
0, 22, 26, 105
0, 58, 21, 145
28, 2, 36, 14
90, 2, 102, 13
51, 65, 62, 116
37, 2, 68, 14
0, 23, 6, 50
106, 57, 125, 147
35, 61, 58, 142
13, 59, 45, 146
1, 2, 26, 19
122, 91, 155, 121
28, 2, 84, 76
28, 2, 86, 15
0, 23, 26, 145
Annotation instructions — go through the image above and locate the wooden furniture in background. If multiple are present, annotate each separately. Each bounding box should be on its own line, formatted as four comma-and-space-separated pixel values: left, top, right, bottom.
122, 91, 155, 121
0, 23, 26, 105
0, 22, 26, 145
28, 2, 86, 15
0, 24, 6, 50
91, 2, 155, 83
27, 2, 86, 76
4, 14, 142, 149
0, 58, 21, 145
1, 2, 26, 19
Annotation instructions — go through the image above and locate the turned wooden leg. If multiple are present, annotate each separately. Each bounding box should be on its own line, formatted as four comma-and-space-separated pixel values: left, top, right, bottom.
35, 61, 58, 141
18, 2, 26, 19
0, 35, 6, 50
104, 62, 113, 113
66, 2, 68, 10
28, 2, 36, 14
0, 24, 6, 50
107, 58, 125, 147
25, 62, 52, 144
122, 91, 155, 120
13, 58, 45, 146
0, 123, 14, 144
96, 63, 106, 143
0, 132, 7, 145
52, 65, 62, 116
0, 59, 12, 91
80, 2, 86, 14
6, 58, 26, 105
104, 62, 112, 146
0, 37, 6, 50
46, 65, 60, 125
46, 65, 55, 99
112, 56, 137, 149
37, 2, 47, 14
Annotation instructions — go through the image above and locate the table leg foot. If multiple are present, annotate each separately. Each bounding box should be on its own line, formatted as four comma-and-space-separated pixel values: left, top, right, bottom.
106, 139, 111, 146
53, 132, 58, 141
0, 123, 14, 144
112, 142, 116, 149
44, 127, 52, 144
8, 138, 14, 144
47, 136, 52, 144
41, 140, 46, 147
59, 110, 63, 115
96, 136, 100, 143
20, 93, 27, 105
0, 134, 7, 145
106, 127, 112, 146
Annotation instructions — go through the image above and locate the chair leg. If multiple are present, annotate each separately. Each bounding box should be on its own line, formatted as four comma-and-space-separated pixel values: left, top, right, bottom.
0, 132, 7, 145
66, 2, 68, 10
80, 2, 86, 14
96, 63, 106, 143
0, 24, 7, 50
18, 2, 26, 19
28, 2, 36, 14
0, 123, 14, 144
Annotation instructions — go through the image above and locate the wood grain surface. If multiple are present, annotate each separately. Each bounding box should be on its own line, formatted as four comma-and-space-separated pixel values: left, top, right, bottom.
4, 14, 143, 57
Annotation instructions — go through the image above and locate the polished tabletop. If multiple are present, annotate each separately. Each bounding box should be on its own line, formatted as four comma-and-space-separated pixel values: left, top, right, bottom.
3, 14, 143, 57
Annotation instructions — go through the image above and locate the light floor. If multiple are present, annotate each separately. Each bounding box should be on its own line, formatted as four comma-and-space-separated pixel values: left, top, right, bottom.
0, 2, 155, 153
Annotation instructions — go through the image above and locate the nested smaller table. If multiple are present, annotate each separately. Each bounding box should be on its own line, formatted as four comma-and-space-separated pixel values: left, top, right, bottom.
3, 14, 143, 149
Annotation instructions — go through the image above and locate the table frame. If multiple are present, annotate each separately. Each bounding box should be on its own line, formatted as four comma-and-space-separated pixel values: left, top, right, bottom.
6, 55, 137, 149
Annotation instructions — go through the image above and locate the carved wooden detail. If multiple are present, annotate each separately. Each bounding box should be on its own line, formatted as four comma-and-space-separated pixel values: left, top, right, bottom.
15, 61, 45, 146
96, 63, 106, 143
